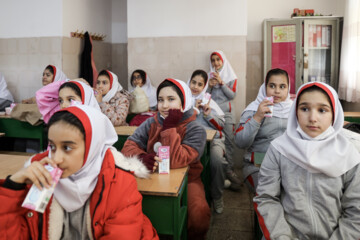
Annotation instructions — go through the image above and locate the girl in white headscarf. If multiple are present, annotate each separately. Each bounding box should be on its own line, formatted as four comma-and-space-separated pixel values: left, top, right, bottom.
95, 70, 132, 126
0, 105, 158, 239
187, 69, 227, 213
254, 82, 360, 239
235, 68, 293, 192
0, 72, 14, 111
122, 78, 211, 239
36, 79, 101, 123
22, 65, 68, 104
130, 69, 157, 110
207, 50, 239, 187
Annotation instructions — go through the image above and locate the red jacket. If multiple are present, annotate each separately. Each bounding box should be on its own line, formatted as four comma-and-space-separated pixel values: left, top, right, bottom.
0, 149, 158, 240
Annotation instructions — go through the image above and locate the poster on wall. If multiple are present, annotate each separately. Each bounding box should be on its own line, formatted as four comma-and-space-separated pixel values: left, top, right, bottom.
272, 25, 296, 43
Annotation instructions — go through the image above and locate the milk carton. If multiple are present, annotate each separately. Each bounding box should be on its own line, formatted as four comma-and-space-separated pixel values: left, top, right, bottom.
158, 146, 170, 174
264, 96, 274, 118
22, 165, 63, 213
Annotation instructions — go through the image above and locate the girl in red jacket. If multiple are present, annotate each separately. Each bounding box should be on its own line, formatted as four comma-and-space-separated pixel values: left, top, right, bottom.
0, 105, 158, 240
122, 78, 211, 240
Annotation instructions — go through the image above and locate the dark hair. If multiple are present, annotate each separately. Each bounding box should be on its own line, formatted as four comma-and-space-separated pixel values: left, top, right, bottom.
59, 82, 82, 99
47, 111, 85, 140
45, 65, 54, 75
296, 85, 334, 113
98, 70, 110, 79
130, 69, 146, 87
265, 68, 289, 86
190, 70, 208, 86
156, 80, 184, 107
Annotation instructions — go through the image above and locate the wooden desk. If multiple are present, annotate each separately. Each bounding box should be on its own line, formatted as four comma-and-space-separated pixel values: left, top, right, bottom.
344, 112, 360, 124
0, 154, 28, 178
137, 167, 188, 239
0, 116, 47, 151
0, 133, 5, 137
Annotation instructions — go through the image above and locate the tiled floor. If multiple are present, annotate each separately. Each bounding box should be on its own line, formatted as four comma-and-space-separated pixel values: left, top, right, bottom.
206, 168, 255, 240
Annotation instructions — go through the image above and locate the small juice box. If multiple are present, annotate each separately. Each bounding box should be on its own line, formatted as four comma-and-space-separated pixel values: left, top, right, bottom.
22, 165, 63, 213
158, 146, 170, 174
201, 93, 211, 106
264, 96, 274, 118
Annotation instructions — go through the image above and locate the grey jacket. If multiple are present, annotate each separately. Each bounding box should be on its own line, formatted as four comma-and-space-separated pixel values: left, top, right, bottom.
235, 110, 287, 177
206, 79, 236, 113
195, 108, 225, 140
254, 144, 360, 240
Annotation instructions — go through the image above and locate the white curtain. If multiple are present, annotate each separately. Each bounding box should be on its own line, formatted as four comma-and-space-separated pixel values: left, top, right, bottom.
338, 0, 360, 102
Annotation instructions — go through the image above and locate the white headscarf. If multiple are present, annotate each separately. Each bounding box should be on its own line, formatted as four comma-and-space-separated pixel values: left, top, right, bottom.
49, 65, 68, 83
0, 73, 14, 102
53, 105, 118, 212
243, 77, 293, 118
209, 50, 237, 86
101, 70, 123, 102
187, 76, 224, 117
70, 80, 101, 111
272, 82, 360, 177
162, 78, 193, 112
130, 71, 157, 108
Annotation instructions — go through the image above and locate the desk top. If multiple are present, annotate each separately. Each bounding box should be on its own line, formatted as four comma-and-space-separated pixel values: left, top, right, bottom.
0, 115, 11, 119
136, 167, 188, 197
344, 112, 360, 118
115, 126, 216, 141
0, 153, 189, 198
0, 133, 5, 137
0, 154, 28, 179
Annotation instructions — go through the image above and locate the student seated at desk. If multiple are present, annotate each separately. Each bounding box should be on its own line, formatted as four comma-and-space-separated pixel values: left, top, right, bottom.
235, 68, 292, 192
22, 65, 68, 104
130, 69, 157, 110
121, 78, 211, 240
188, 70, 227, 214
0, 105, 158, 239
0, 72, 14, 111
254, 82, 360, 239
95, 70, 131, 126
36, 79, 100, 123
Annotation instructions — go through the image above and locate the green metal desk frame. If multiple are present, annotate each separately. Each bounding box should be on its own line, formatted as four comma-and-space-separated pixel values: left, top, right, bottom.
0, 117, 47, 151
141, 175, 188, 240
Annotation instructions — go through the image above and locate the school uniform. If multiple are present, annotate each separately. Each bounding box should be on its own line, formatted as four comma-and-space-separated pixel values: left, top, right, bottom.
122, 79, 211, 239
187, 77, 227, 202
36, 80, 100, 123
207, 51, 237, 172
235, 83, 292, 191
0, 73, 14, 111
99, 70, 131, 126
254, 82, 360, 239
0, 105, 158, 239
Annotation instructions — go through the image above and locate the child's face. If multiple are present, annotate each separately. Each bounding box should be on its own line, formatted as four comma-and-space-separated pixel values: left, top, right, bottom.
96, 75, 111, 96
266, 74, 289, 103
297, 90, 333, 138
59, 87, 82, 109
132, 72, 144, 87
211, 54, 223, 71
48, 121, 85, 178
42, 69, 54, 86
189, 75, 206, 96
157, 86, 182, 118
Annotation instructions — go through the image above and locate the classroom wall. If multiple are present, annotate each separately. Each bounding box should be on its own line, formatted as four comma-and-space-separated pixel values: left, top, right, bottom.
111, 0, 128, 87
246, 0, 345, 105
127, 0, 247, 122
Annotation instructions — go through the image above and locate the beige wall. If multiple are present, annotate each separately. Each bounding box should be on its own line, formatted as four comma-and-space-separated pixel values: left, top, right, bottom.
112, 43, 128, 89
128, 36, 247, 122
0, 37, 62, 102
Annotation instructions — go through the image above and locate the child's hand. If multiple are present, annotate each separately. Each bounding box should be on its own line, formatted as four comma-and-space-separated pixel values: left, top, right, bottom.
212, 72, 224, 85
209, 78, 218, 87
195, 99, 202, 109
253, 99, 274, 123
162, 109, 184, 130
140, 153, 158, 172
10, 157, 58, 190
203, 103, 211, 117
95, 89, 103, 103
